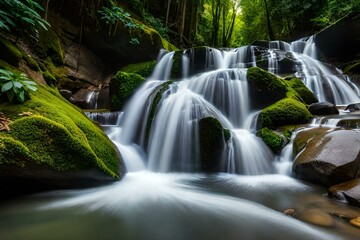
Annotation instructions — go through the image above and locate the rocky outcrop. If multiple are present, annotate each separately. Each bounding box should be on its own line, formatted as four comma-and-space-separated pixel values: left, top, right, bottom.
26, 0, 177, 110
293, 129, 360, 187
315, 13, 360, 64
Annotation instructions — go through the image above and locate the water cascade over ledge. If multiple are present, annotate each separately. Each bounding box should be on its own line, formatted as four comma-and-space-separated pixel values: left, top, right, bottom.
2, 39, 360, 240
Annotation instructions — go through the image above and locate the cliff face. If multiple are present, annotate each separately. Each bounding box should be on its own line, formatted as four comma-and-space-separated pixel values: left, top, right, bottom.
32, 0, 175, 109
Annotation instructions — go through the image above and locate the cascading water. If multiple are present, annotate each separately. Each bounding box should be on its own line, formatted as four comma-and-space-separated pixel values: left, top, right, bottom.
268, 37, 360, 104
3, 41, 360, 240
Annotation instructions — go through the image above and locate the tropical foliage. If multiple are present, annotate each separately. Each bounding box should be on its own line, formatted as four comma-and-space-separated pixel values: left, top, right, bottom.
0, 69, 37, 103
0, 0, 50, 41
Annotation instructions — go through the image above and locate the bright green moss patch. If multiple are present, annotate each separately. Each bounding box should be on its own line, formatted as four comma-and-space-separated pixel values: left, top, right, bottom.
109, 71, 145, 111
0, 86, 120, 179
285, 78, 318, 104
258, 98, 313, 129
247, 67, 288, 109
120, 60, 157, 78
247, 67, 287, 97
0, 137, 30, 167
256, 127, 284, 153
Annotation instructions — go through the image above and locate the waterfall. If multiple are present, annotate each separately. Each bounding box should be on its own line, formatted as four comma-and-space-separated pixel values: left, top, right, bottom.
108, 36, 360, 175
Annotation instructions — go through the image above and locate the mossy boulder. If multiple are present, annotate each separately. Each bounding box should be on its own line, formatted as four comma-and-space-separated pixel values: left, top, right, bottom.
199, 117, 226, 172
258, 98, 312, 129
247, 67, 288, 109
285, 78, 318, 104
0, 38, 22, 67
120, 61, 157, 78
0, 86, 124, 190
109, 71, 145, 111
36, 27, 64, 65
256, 127, 285, 154
145, 81, 173, 147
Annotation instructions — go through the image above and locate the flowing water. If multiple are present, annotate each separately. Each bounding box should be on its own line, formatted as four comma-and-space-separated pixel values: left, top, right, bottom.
1, 39, 360, 239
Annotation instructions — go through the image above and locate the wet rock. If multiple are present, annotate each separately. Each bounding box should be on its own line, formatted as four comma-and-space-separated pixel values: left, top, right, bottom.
345, 103, 360, 112
199, 117, 226, 172
329, 178, 360, 207
308, 102, 339, 115
283, 208, 295, 217
293, 129, 360, 187
350, 217, 360, 228
296, 209, 335, 228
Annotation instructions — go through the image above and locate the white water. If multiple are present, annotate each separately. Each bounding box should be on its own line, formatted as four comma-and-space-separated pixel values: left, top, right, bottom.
14, 41, 359, 240
268, 37, 360, 104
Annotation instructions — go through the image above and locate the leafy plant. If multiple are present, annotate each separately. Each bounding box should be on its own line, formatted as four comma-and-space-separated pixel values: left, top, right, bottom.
0, 0, 50, 41
0, 69, 37, 103
98, 1, 144, 45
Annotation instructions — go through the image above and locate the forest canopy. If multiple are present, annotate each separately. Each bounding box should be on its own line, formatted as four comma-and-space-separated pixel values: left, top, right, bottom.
123, 0, 360, 48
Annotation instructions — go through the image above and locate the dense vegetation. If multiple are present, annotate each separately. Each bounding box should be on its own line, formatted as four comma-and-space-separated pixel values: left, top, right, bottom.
122, 0, 360, 47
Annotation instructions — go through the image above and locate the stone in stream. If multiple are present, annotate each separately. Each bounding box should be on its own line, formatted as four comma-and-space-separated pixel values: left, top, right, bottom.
293, 129, 360, 187
329, 178, 360, 207
350, 217, 360, 228
308, 102, 339, 115
345, 103, 360, 112
283, 208, 335, 227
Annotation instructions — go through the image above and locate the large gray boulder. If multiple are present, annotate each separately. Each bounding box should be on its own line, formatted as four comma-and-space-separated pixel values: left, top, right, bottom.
293, 129, 360, 187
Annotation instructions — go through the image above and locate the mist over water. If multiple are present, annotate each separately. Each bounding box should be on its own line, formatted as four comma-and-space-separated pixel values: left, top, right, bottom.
2, 39, 360, 240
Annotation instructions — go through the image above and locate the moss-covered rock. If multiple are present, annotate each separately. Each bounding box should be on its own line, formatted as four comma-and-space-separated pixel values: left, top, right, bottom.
285, 78, 318, 104
109, 71, 145, 111
247, 67, 288, 109
170, 51, 183, 79
120, 60, 157, 78
0, 38, 22, 67
145, 81, 173, 146
199, 117, 226, 172
36, 27, 64, 65
256, 127, 284, 154
258, 98, 312, 129
0, 86, 124, 189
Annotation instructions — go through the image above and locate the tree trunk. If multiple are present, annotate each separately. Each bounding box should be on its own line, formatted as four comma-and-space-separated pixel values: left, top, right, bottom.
264, 0, 275, 40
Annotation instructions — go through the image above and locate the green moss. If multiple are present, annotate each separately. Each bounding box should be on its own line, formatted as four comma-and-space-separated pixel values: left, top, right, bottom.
223, 128, 231, 142
170, 51, 183, 79
0, 38, 22, 67
36, 27, 64, 65
342, 59, 360, 74
109, 71, 145, 111
258, 98, 313, 129
0, 137, 30, 167
43, 60, 66, 86
285, 78, 318, 104
199, 117, 225, 172
120, 60, 157, 78
0, 37, 40, 71
0, 86, 120, 178
256, 127, 284, 153
247, 67, 288, 108
247, 67, 287, 95
145, 81, 172, 146
0, 60, 20, 73
161, 38, 178, 51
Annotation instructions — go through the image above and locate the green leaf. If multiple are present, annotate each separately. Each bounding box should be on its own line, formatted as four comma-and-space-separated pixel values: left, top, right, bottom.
25, 85, 37, 92
1, 81, 13, 92
18, 90, 25, 102
13, 81, 23, 88
22, 80, 37, 85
